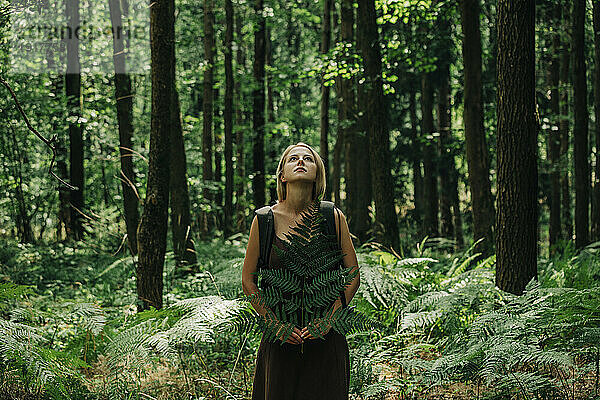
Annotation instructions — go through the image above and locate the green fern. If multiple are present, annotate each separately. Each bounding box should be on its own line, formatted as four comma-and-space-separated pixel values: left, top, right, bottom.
249, 198, 373, 343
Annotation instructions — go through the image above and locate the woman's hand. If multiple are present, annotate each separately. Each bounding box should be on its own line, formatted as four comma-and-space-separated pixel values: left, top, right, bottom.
300, 318, 332, 340
277, 324, 304, 345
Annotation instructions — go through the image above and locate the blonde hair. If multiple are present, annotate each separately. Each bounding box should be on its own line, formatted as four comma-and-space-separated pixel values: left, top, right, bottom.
276, 142, 326, 202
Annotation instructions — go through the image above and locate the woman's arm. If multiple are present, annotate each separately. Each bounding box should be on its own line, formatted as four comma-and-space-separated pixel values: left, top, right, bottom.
242, 215, 304, 344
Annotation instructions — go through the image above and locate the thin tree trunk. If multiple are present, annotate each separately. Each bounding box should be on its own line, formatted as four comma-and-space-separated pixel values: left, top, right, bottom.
573, 0, 589, 248
202, 0, 215, 236
252, 0, 266, 208
409, 87, 423, 226
459, 0, 495, 256
592, 1, 600, 241
548, 2, 561, 252
170, 83, 197, 265
43, 0, 70, 241
560, 3, 573, 241
438, 63, 454, 239
136, 0, 174, 311
266, 28, 278, 205
495, 0, 537, 295
224, 0, 235, 238
66, 0, 84, 240
320, 0, 332, 200
234, 10, 247, 232
357, 0, 399, 251
108, 0, 139, 255
421, 74, 439, 238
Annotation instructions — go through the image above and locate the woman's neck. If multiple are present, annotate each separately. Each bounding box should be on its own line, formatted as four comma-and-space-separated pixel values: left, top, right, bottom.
281, 182, 313, 215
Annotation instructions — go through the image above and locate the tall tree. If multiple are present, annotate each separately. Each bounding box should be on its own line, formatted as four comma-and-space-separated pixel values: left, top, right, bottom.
320, 0, 332, 200
65, 0, 84, 239
459, 0, 495, 255
170, 84, 196, 265
495, 0, 537, 295
357, 0, 399, 251
573, 0, 589, 248
202, 0, 215, 235
252, 0, 266, 208
339, 0, 368, 242
421, 73, 438, 237
409, 86, 424, 227
548, 2, 561, 251
592, 0, 600, 241
560, 3, 573, 241
224, 0, 235, 237
234, 11, 247, 232
108, 0, 139, 255
136, 0, 175, 310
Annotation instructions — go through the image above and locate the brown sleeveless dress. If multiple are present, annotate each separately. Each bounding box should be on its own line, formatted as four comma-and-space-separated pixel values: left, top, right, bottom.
251, 235, 350, 400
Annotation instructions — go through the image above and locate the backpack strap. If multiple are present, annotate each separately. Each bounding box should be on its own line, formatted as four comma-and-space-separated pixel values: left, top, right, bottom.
320, 201, 347, 309
255, 205, 274, 272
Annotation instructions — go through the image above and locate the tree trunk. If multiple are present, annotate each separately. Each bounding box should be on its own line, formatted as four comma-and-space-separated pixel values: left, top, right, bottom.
43, 0, 70, 241
252, 0, 266, 208
320, 0, 332, 200
459, 0, 495, 256
421, 74, 439, 238
438, 63, 454, 240
592, 1, 600, 241
357, 0, 399, 251
560, 3, 573, 241
409, 87, 423, 226
266, 28, 278, 205
235, 10, 247, 232
573, 0, 589, 248
224, 0, 235, 238
108, 0, 139, 255
495, 0, 537, 295
214, 86, 223, 229
66, 0, 84, 240
170, 84, 196, 265
136, 0, 174, 311
202, 0, 215, 236
548, 3, 561, 252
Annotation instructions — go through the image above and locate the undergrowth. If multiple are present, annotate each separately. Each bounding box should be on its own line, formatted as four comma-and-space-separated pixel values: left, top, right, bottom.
0, 236, 599, 399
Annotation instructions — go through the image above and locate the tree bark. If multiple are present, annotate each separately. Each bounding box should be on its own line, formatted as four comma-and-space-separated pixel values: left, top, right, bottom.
421, 73, 439, 238
592, 1, 600, 241
170, 84, 196, 265
459, 0, 495, 256
252, 0, 266, 208
560, 3, 573, 241
234, 10, 247, 232
202, 0, 215, 236
66, 0, 84, 240
495, 0, 537, 295
548, 3, 561, 252
357, 0, 399, 251
573, 0, 589, 248
136, 0, 174, 311
320, 0, 332, 200
108, 0, 139, 255
409, 87, 423, 227
224, 0, 235, 238
438, 63, 454, 240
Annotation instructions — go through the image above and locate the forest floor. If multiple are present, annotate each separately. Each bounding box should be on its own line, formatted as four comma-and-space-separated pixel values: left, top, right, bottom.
1, 236, 600, 399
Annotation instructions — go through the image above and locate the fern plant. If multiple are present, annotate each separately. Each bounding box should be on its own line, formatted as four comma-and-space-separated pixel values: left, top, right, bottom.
248, 198, 373, 344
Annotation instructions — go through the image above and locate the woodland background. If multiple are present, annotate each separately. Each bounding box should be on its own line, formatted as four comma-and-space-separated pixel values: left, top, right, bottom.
0, 0, 600, 399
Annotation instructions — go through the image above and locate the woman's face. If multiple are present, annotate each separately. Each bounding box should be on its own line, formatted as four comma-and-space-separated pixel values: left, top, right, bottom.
281, 147, 317, 184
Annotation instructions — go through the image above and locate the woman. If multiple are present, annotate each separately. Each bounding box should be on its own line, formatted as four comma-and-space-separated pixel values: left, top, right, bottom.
241, 142, 360, 400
